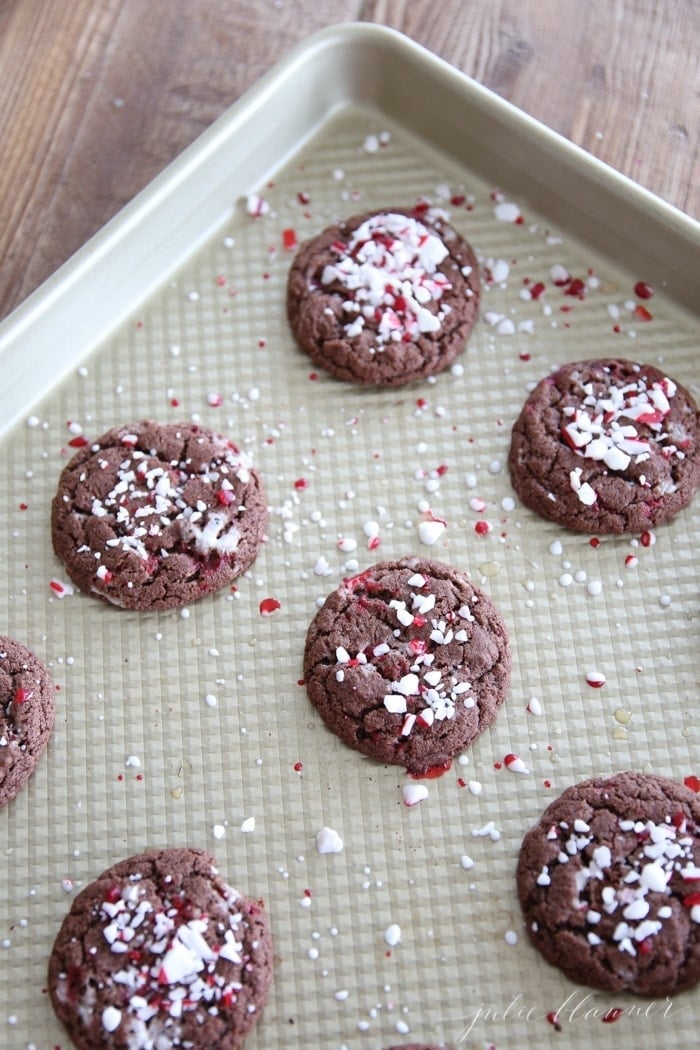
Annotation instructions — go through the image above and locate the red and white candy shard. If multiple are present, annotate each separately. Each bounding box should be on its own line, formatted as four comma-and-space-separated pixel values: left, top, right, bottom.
504, 753, 529, 774
562, 372, 681, 505
542, 813, 699, 956
320, 213, 453, 350
49, 578, 74, 598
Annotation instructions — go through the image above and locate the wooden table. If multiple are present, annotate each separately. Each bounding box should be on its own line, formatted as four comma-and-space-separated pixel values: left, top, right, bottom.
1, 0, 697, 322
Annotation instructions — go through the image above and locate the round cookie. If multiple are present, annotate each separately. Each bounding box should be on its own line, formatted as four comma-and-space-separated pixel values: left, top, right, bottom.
48, 847, 273, 1050
303, 557, 511, 774
0, 636, 55, 808
287, 206, 480, 385
51, 420, 267, 611
508, 358, 699, 533
517, 772, 700, 996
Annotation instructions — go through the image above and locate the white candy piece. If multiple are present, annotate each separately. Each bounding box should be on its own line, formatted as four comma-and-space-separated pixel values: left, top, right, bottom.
102, 1006, 122, 1033
418, 519, 446, 546
640, 862, 667, 893
493, 200, 521, 222
316, 827, 344, 855
402, 783, 429, 806
384, 923, 402, 947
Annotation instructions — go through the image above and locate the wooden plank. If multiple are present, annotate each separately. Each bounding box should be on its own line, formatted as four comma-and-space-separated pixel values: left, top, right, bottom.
0, 0, 697, 320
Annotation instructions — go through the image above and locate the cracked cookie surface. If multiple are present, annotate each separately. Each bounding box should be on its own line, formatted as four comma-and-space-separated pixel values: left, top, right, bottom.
0, 636, 55, 807
517, 772, 700, 996
303, 557, 511, 774
508, 358, 699, 533
51, 420, 267, 611
48, 847, 273, 1050
287, 207, 480, 386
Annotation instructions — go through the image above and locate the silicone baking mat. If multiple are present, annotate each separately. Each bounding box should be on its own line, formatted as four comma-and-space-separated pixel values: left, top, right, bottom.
1, 27, 698, 1050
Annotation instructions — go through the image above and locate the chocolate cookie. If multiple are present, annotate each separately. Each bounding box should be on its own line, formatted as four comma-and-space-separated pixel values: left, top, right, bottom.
48, 847, 273, 1050
287, 207, 480, 385
51, 421, 267, 611
0, 636, 55, 808
303, 557, 511, 774
517, 772, 700, 996
508, 358, 699, 533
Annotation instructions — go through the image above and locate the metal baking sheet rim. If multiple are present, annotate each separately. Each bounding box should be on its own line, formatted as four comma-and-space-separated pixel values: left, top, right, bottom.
0, 21, 698, 1050
1, 20, 698, 437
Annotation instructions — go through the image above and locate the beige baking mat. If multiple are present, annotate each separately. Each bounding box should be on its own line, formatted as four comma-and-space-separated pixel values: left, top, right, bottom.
1, 99, 698, 1049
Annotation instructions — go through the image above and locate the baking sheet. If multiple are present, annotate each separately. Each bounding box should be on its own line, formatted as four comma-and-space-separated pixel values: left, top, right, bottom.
1, 23, 698, 1049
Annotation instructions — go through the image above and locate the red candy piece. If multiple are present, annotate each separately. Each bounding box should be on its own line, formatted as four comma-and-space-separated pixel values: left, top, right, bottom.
546, 1011, 562, 1031
634, 280, 654, 300
282, 228, 298, 251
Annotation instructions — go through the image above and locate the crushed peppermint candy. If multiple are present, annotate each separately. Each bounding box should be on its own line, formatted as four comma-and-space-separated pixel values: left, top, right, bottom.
417, 518, 446, 545
320, 212, 452, 350
472, 821, 501, 842
246, 193, 270, 217
66, 431, 255, 589
49, 578, 74, 598
384, 923, 402, 946
504, 753, 530, 774
101, 1005, 122, 1033
328, 571, 477, 742
569, 467, 597, 506
538, 810, 700, 959
316, 827, 344, 855
493, 199, 522, 223
379, 578, 474, 733
58, 867, 259, 1037
562, 367, 682, 505
402, 783, 429, 806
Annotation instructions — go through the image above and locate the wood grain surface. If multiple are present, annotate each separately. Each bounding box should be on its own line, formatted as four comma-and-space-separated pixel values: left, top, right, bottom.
0, 0, 697, 322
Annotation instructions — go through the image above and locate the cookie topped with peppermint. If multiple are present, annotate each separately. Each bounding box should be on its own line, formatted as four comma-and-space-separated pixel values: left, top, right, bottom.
508, 358, 699, 533
303, 557, 511, 774
286, 207, 480, 385
517, 772, 700, 996
51, 421, 267, 611
48, 847, 273, 1050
